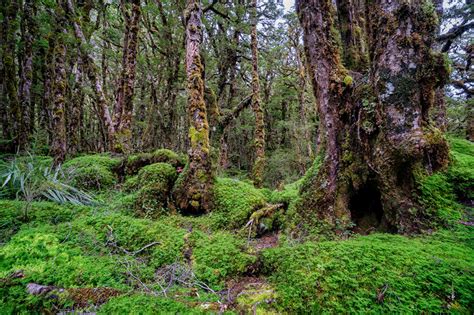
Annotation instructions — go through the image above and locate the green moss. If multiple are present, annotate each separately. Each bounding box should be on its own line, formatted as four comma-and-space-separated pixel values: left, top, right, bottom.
343, 75, 353, 86
134, 163, 178, 219
63, 154, 120, 191
447, 138, 474, 200
262, 231, 474, 313
0, 200, 90, 243
124, 149, 186, 176
212, 177, 267, 228
98, 294, 204, 314
191, 230, 256, 289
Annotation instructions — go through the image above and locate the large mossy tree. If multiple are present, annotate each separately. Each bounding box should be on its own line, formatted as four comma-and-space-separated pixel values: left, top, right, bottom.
173, 0, 214, 214
296, 0, 451, 233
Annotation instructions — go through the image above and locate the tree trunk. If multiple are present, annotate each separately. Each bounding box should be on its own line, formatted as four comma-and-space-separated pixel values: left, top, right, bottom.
296, 0, 450, 234
18, 0, 35, 150
173, 0, 214, 214
113, 0, 141, 153
3, 0, 22, 152
250, 0, 266, 188
50, 9, 68, 165
65, 0, 115, 150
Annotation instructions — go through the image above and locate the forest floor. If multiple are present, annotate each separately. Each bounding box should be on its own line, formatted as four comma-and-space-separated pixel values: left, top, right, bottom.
0, 138, 473, 314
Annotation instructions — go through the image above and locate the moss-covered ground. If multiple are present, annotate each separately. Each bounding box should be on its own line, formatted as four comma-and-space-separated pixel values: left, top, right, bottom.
0, 138, 472, 313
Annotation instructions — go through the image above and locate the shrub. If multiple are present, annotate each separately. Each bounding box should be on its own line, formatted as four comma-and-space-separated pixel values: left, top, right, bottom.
212, 177, 267, 229
63, 154, 120, 191
0, 156, 94, 213
134, 163, 178, 219
261, 231, 474, 313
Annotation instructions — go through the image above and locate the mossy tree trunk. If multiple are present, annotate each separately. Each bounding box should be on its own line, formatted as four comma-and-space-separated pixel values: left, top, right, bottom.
18, 0, 35, 150
50, 5, 68, 166
3, 0, 23, 152
250, 0, 266, 188
113, 0, 141, 154
296, 0, 450, 234
173, 0, 214, 214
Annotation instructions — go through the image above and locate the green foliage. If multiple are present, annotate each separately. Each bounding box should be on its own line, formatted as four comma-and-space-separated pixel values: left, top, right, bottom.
134, 163, 178, 218
63, 154, 120, 191
98, 294, 204, 314
263, 148, 305, 188
191, 230, 255, 289
212, 177, 267, 228
261, 231, 474, 313
0, 156, 94, 212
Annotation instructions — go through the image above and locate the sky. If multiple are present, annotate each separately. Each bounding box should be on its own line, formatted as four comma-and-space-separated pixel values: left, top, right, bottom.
283, 0, 294, 12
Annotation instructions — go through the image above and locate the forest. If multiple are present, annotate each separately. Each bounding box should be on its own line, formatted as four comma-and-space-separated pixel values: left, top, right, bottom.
0, 0, 473, 313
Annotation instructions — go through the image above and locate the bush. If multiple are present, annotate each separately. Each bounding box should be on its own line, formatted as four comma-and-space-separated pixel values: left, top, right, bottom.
63, 154, 120, 191
134, 163, 178, 219
212, 177, 267, 229
261, 231, 474, 313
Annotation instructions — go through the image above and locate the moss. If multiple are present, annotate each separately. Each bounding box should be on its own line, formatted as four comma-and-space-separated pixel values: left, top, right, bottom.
98, 294, 204, 314
261, 231, 474, 313
191, 230, 256, 289
0, 200, 90, 243
343, 75, 353, 86
133, 163, 178, 219
212, 177, 267, 229
236, 282, 278, 314
447, 138, 474, 200
123, 149, 186, 176
63, 154, 120, 191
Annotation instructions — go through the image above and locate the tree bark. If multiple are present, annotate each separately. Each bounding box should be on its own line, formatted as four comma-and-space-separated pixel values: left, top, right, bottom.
296, 0, 450, 234
3, 0, 22, 152
50, 7, 68, 165
173, 0, 214, 214
18, 0, 35, 149
250, 0, 266, 188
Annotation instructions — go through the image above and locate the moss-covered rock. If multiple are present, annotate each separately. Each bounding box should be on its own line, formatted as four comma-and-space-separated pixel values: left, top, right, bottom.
134, 163, 178, 219
122, 149, 186, 176
63, 154, 120, 191
212, 177, 267, 229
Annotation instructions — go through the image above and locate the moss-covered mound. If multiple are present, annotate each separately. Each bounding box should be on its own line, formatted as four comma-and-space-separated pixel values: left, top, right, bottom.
447, 138, 474, 201
212, 177, 267, 229
63, 154, 120, 191
133, 163, 178, 219
122, 149, 186, 176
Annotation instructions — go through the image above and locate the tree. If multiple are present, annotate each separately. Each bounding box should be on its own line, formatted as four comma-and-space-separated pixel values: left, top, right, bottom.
50, 2, 68, 165
113, 0, 141, 153
250, 0, 266, 187
295, 0, 450, 233
173, 0, 214, 214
